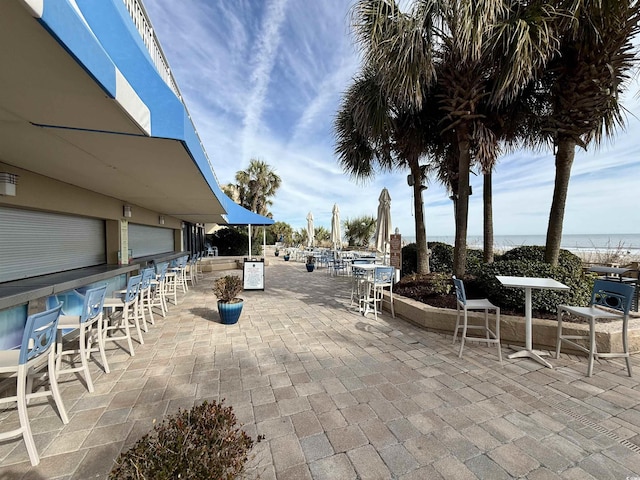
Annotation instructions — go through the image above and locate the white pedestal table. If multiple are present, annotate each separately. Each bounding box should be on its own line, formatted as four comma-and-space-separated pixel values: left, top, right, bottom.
496, 275, 569, 368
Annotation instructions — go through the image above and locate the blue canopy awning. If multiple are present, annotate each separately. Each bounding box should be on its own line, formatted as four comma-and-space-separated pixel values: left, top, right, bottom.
219, 196, 274, 226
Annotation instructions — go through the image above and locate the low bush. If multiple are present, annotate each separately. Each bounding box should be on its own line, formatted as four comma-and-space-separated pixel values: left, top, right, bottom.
401, 242, 484, 276
401, 243, 418, 276
428, 242, 454, 273
476, 246, 595, 313
209, 228, 249, 256
209, 228, 262, 256
110, 400, 262, 480
465, 248, 485, 276
395, 272, 453, 303
498, 245, 584, 274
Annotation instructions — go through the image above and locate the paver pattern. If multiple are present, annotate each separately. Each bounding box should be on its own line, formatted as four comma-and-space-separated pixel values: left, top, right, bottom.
2, 259, 640, 479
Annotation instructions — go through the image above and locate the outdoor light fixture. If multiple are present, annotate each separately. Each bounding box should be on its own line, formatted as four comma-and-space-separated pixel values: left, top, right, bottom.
408, 173, 428, 191
123, 205, 132, 218
407, 174, 414, 186
0, 172, 18, 196
159, 215, 165, 225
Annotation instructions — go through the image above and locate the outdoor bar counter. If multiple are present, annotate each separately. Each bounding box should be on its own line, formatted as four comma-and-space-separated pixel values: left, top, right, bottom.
0, 264, 140, 311
132, 251, 186, 269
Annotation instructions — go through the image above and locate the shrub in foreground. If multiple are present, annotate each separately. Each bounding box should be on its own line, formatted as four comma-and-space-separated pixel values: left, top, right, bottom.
110, 400, 262, 480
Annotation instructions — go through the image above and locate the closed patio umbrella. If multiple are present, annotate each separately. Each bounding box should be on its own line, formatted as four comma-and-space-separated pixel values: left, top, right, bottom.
306, 211, 314, 248
374, 187, 391, 264
330, 204, 341, 251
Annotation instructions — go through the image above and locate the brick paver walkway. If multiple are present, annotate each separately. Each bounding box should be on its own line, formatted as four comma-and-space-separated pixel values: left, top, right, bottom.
2, 260, 640, 479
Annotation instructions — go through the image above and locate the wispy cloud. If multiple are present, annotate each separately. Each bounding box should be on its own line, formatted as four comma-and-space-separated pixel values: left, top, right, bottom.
241, 0, 289, 158
143, 0, 640, 239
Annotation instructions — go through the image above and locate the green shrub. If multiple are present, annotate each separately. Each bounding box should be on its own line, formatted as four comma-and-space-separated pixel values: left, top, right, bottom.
430, 272, 453, 295
401, 243, 418, 276
110, 400, 262, 480
465, 249, 485, 276
210, 228, 249, 256
401, 242, 486, 276
498, 245, 583, 274
476, 247, 595, 313
428, 242, 454, 273
395, 272, 453, 302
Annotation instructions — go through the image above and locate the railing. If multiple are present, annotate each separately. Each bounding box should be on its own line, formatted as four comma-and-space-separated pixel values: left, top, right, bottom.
122, 0, 179, 98
121, 0, 221, 187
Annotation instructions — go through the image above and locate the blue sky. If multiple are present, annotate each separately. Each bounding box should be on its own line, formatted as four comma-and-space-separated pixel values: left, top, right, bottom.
143, 0, 640, 238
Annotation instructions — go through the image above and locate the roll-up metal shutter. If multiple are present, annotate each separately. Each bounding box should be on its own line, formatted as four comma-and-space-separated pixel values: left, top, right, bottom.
0, 206, 105, 283
128, 223, 174, 258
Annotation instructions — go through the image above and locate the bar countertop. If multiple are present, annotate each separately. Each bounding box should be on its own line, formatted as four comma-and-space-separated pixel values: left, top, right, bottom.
0, 264, 140, 310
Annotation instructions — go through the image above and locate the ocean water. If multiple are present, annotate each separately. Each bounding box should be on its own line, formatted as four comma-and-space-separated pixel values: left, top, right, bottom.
402, 233, 640, 256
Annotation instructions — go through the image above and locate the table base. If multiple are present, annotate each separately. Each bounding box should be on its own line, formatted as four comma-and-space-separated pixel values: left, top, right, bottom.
507, 347, 553, 369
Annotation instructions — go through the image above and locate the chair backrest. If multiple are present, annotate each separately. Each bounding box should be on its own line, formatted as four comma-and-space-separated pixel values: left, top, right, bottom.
352, 259, 371, 265
374, 266, 394, 284
140, 267, 155, 289
452, 276, 466, 305
20, 304, 63, 365
124, 275, 142, 304
591, 279, 635, 315
156, 262, 168, 282
81, 285, 107, 323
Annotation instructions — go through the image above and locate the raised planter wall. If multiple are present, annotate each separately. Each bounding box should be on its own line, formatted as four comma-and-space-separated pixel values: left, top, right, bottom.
386, 292, 640, 355
200, 257, 270, 273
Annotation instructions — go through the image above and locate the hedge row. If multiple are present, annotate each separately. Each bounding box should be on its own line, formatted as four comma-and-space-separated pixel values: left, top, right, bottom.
401, 243, 595, 313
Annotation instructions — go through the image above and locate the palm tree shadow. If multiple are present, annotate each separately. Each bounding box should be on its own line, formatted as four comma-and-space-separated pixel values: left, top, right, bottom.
189, 307, 220, 323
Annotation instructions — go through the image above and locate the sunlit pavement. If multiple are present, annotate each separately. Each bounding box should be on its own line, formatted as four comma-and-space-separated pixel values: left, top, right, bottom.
2, 259, 640, 479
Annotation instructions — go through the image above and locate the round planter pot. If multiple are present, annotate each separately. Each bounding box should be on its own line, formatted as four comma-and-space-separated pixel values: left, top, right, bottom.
283, 255, 290, 261
218, 299, 243, 325
274, 252, 279, 256
306, 264, 315, 272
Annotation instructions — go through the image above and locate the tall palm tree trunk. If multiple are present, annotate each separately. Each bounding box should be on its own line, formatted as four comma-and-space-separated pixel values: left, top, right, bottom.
454, 126, 471, 277
545, 138, 576, 266
410, 161, 430, 274
483, 171, 494, 263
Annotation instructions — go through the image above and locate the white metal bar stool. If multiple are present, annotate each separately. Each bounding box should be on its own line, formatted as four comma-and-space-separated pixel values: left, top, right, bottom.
557, 279, 635, 377
0, 304, 68, 466
452, 276, 502, 363
54, 285, 108, 392
103, 274, 142, 357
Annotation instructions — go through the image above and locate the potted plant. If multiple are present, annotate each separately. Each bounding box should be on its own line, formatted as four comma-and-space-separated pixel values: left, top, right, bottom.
283, 250, 290, 261
306, 255, 315, 272
274, 248, 280, 257
212, 275, 243, 324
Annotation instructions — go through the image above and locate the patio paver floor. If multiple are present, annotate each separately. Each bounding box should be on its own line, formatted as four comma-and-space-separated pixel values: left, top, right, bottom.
1, 259, 640, 479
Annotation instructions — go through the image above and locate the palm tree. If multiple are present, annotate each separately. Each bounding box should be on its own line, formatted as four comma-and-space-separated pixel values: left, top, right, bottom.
350, 0, 561, 276
229, 158, 281, 244
293, 228, 307, 246
234, 159, 281, 217
314, 226, 330, 245
269, 221, 293, 246
536, 1, 640, 265
334, 66, 437, 273
343, 216, 376, 248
